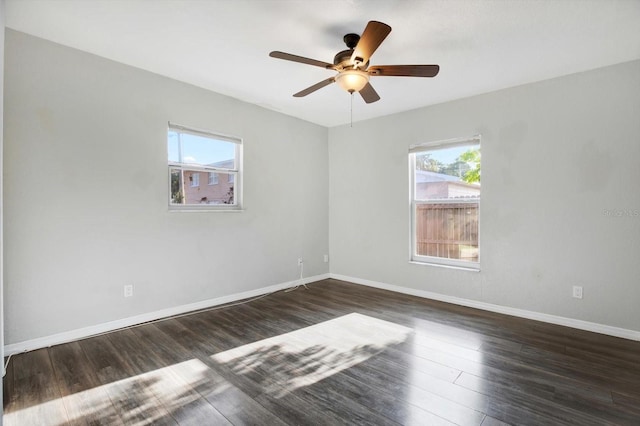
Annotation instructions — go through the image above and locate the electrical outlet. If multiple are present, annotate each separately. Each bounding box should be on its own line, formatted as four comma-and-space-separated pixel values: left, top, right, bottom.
572, 286, 583, 299
298, 258, 303, 266
323, 254, 329, 263
124, 284, 133, 298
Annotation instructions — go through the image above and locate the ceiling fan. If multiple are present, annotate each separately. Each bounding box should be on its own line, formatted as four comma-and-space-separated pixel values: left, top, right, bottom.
269, 20, 440, 104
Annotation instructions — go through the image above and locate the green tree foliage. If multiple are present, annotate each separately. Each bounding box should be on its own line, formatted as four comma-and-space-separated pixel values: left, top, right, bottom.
416, 149, 480, 183
170, 170, 184, 203
440, 160, 470, 178
223, 185, 234, 204
459, 149, 481, 183
415, 153, 442, 172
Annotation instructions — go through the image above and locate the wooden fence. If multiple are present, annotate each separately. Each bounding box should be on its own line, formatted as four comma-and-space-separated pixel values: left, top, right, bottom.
415, 202, 479, 261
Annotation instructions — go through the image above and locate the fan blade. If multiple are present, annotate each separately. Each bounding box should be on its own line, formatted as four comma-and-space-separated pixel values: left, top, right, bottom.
350, 21, 392, 66
269, 51, 335, 69
359, 82, 380, 104
293, 77, 336, 97
368, 64, 440, 77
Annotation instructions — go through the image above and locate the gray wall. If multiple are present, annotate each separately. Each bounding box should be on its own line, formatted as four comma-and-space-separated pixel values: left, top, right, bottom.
329, 60, 640, 332
4, 29, 640, 348
3, 30, 329, 345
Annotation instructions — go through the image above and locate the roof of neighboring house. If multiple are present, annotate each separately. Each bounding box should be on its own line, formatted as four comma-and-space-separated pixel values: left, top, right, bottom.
416, 170, 464, 183
209, 159, 234, 168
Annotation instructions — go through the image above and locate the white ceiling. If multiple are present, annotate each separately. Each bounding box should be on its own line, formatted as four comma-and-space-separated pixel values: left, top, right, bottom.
5, 0, 640, 127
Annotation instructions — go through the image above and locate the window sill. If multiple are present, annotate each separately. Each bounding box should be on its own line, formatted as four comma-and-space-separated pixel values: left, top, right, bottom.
168, 206, 244, 213
409, 260, 480, 272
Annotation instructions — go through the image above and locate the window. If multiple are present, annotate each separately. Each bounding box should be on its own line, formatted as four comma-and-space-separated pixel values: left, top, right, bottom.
208, 172, 218, 185
168, 123, 242, 210
410, 136, 480, 269
190, 172, 200, 187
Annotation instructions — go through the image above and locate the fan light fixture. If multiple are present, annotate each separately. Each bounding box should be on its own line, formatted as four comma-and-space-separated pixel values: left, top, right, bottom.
335, 69, 369, 93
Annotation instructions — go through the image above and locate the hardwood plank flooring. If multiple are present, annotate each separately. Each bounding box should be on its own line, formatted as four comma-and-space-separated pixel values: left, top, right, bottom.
3, 349, 68, 425
4, 278, 640, 425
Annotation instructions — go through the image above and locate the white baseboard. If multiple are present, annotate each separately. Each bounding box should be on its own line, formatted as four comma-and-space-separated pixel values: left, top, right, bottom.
330, 273, 640, 342
4, 273, 330, 356
8, 271, 636, 355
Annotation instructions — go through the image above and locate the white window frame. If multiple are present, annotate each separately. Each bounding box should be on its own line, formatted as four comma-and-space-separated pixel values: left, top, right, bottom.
409, 135, 481, 271
168, 122, 243, 211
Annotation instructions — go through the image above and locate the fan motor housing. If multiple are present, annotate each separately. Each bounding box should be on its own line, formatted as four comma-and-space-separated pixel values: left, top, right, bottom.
333, 33, 369, 69
333, 49, 353, 67
333, 50, 369, 69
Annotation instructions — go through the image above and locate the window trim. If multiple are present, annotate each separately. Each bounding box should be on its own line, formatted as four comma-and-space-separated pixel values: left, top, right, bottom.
409, 135, 481, 271
168, 122, 243, 211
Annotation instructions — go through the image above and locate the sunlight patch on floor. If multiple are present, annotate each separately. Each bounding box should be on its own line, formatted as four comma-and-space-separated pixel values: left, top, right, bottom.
5, 358, 214, 426
211, 312, 413, 396
5, 314, 413, 424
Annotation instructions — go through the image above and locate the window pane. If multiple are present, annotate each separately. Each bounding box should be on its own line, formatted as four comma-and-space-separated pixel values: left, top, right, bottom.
168, 131, 180, 163
181, 170, 235, 205
415, 144, 480, 201
180, 133, 236, 169
169, 168, 184, 205
415, 202, 479, 261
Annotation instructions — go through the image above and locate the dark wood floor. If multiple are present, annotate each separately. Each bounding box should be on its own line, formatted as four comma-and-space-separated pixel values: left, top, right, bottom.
3, 279, 640, 425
